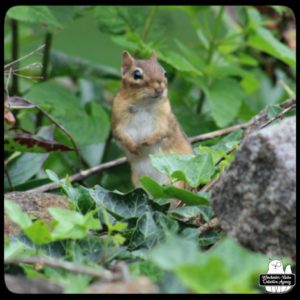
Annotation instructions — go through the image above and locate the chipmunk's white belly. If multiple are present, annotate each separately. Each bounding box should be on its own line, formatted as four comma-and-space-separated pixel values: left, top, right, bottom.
126, 109, 156, 144
124, 105, 169, 184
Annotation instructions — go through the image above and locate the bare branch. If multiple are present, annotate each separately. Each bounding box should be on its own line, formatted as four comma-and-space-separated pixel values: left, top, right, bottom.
5, 256, 116, 281
27, 157, 127, 193
4, 44, 45, 70
189, 122, 250, 143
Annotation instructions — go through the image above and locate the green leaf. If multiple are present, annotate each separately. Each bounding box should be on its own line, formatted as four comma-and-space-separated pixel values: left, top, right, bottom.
93, 6, 128, 35
140, 176, 210, 205
248, 27, 296, 68
206, 78, 244, 127
169, 205, 213, 222
23, 220, 53, 245
175, 257, 229, 293
5, 241, 36, 261
163, 186, 210, 205
7, 6, 62, 31
4, 152, 48, 189
149, 234, 199, 271
158, 50, 202, 76
46, 169, 60, 182
246, 7, 263, 30
25, 81, 110, 145
5, 200, 32, 229
88, 186, 154, 221
129, 212, 162, 249
212, 129, 243, 152
139, 176, 170, 198
150, 152, 215, 187
48, 208, 100, 240
236, 53, 259, 66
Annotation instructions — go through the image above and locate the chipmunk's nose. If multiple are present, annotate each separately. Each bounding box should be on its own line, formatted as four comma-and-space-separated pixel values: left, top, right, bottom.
154, 80, 165, 95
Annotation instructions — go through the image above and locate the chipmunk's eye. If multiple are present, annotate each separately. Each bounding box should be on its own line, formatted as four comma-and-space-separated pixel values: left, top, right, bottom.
133, 68, 143, 80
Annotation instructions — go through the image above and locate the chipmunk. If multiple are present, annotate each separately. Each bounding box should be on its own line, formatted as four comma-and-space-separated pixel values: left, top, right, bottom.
112, 51, 193, 191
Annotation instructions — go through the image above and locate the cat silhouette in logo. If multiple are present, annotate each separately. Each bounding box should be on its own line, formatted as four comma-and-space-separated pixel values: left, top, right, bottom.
265, 260, 292, 293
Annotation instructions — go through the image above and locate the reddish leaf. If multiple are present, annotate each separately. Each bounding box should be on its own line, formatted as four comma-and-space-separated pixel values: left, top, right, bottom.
6, 96, 36, 109
4, 131, 75, 153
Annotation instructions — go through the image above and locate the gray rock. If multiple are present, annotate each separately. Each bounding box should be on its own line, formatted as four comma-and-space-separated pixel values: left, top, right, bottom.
211, 117, 296, 259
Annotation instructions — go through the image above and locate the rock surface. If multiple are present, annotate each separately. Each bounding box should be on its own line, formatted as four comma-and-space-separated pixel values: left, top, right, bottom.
4, 192, 70, 235
211, 117, 296, 259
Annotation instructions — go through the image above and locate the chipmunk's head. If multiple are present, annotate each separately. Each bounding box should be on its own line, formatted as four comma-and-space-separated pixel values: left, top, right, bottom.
121, 51, 167, 101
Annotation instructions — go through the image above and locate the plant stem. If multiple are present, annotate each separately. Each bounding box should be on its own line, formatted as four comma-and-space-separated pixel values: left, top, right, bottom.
11, 19, 19, 95
41, 33, 52, 81
141, 6, 159, 42
206, 6, 225, 64
36, 33, 53, 128
196, 90, 206, 114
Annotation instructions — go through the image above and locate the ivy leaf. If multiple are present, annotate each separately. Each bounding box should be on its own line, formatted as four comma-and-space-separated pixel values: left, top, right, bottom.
149, 234, 199, 271
129, 212, 162, 249
150, 152, 215, 187
48, 208, 100, 240
5, 241, 36, 261
88, 185, 154, 221
169, 205, 213, 222
23, 220, 53, 245
130, 211, 179, 250
5, 200, 32, 229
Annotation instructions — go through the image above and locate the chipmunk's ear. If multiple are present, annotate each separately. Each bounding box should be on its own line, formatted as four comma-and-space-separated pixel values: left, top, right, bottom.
150, 52, 157, 61
122, 51, 134, 75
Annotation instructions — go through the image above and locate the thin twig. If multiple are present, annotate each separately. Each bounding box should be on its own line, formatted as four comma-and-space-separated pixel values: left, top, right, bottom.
27, 157, 127, 193
260, 104, 296, 129
5, 256, 116, 281
4, 44, 45, 70
35, 106, 83, 170
36, 33, 53, 128
189, 122, 249, 143
11, 19, 19, 95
